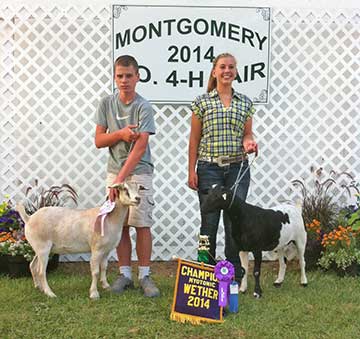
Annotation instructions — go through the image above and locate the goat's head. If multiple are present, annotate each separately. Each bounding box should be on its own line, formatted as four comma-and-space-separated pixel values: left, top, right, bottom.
109, 182, 144, 206
201, 184, 232, 213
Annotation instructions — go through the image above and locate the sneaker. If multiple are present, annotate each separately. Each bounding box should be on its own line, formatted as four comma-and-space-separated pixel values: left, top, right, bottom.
110, 274, 134, 294
139, 276, 160, 297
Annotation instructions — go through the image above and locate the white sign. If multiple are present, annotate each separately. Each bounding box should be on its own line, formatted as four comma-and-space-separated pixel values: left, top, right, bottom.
112, 5, 271, 103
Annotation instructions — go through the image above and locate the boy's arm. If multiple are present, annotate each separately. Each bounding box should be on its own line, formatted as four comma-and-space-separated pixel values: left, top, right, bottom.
94, 124, 139, 148
108, 132, 149, 201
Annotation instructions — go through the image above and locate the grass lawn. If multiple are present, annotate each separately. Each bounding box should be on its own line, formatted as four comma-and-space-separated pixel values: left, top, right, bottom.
1, 260, 359, 339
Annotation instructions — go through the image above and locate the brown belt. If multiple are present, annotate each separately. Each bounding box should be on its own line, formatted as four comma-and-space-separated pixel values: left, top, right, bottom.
198, 155, 246, 167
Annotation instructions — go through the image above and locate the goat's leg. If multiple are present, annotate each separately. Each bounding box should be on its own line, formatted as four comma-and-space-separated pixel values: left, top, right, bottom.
274, 249, 286, 287
89, 250, 104, 299
253, 250, 262, 298
100, 253, 110, 290
239, 251, 249, 293
29, 255, 42, 290
37, 246, 56, 298
296, 235, 308, 286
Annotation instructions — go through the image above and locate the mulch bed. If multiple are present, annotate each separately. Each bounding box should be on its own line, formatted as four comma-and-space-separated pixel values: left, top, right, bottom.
58, 260, 179, 278
57, 260, 293, 278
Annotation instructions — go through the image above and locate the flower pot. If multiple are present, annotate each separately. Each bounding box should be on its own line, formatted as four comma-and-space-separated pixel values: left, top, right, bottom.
332, 262, 360, 277
5, 254, 60, 278
305, 239, 322, 270
0, 254, 10, 275
48, 254, 60, 272
7, 255, 31, 278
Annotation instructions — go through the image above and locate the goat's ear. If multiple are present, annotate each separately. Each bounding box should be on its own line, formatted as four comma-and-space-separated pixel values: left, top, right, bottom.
139, 185, 148, 191
211, 184, 217, 189
222, 193, 227, 201
109, 183, 125, 190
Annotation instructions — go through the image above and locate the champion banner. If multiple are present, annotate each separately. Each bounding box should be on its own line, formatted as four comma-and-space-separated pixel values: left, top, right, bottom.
170, 258, 223, 324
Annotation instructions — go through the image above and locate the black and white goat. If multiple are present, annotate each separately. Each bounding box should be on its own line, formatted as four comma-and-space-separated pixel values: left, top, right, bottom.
202, 184, 307, 298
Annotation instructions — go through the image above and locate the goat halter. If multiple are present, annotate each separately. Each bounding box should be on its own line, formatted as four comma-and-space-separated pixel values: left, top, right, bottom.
229, 153, 256, 208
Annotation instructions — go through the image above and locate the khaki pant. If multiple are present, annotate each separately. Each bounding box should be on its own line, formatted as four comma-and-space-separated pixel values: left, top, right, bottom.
106, 173, 154, 227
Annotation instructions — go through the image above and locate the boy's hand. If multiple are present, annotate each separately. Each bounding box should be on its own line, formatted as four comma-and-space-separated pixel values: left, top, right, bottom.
119, 124, 139, 143
109, 187, 119, 202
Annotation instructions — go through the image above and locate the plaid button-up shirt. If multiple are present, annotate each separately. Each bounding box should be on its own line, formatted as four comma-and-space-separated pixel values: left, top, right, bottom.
191, 89, 255, 158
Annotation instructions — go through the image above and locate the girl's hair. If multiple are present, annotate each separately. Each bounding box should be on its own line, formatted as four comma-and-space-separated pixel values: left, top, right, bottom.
207, 52, 237, 93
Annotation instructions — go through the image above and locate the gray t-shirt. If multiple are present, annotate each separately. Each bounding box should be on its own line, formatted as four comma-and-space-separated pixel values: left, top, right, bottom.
95, 92, 156, 175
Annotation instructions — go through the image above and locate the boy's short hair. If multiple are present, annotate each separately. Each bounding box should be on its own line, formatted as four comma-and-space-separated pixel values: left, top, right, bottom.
114, 55, 139, 73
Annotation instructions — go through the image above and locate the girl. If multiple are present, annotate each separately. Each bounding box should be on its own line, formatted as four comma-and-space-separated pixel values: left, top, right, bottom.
188, 52, 258, 281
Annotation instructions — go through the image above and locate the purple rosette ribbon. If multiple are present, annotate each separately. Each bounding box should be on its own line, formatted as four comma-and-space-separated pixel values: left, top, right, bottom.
214, 260, 235, 307
94, 200, 116, 236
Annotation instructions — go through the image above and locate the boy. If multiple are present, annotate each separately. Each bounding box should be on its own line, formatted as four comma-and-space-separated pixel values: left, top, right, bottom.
94, 55, 159, 297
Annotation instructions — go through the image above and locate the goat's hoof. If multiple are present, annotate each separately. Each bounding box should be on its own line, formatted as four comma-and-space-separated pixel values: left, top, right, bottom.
90, 295, 100, 300
301, 283, 308, 287
90, 291, 100, 299
253, 292, 262, 299
239, 289, 247, 294
45, 292, 57, 298
273, 282, 282, 288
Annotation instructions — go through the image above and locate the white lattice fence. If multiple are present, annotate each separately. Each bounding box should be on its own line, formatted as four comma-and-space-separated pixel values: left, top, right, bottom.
1, 5, 359, 262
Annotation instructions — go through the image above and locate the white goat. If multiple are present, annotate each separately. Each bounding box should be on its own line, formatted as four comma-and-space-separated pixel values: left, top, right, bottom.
16, 182, 141, 299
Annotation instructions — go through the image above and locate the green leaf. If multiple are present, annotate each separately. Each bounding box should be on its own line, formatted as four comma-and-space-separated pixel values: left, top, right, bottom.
348, 210, 360, 231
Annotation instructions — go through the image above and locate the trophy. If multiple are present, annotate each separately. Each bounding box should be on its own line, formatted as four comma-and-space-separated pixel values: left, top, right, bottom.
197, 235, 210, 264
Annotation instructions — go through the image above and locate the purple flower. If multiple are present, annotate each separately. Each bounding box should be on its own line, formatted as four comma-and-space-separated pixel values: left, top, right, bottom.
6, 210, 19, 217
0, 209, 24, 230
0, 217, 14, 224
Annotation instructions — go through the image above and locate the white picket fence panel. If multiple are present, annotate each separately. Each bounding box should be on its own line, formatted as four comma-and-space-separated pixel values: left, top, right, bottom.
1, 5, 359, 262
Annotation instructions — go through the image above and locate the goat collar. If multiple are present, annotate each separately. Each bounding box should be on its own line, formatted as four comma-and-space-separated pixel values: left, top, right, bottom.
94, 200, 116, 236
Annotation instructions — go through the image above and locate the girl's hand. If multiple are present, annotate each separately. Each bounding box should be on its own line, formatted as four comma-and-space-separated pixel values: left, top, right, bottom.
188, 171, 198, 190
244, 140, 258, 156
